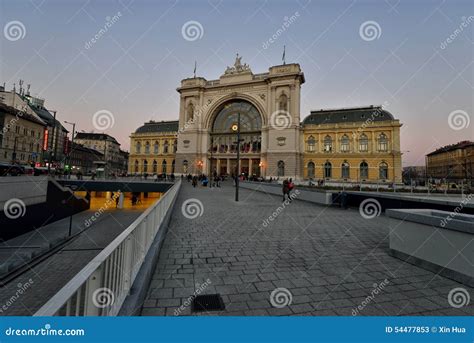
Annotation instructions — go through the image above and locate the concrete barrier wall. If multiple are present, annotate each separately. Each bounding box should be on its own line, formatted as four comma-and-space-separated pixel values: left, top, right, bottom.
387, 209, 474, 286
0, 176, 48, 207
240, 182, 333, 205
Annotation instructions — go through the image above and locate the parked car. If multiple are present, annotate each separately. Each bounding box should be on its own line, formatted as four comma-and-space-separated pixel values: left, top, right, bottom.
0, 163, 25, 176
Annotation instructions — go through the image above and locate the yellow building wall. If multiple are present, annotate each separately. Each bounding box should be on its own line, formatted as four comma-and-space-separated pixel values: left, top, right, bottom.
128, 132, 177, 174
302, 120, 402, 183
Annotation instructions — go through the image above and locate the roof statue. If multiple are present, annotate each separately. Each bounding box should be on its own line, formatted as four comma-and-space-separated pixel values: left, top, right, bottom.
224, 53, 251, 75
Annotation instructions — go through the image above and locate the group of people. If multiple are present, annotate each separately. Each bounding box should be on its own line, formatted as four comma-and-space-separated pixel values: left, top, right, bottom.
185, 172, 222, 188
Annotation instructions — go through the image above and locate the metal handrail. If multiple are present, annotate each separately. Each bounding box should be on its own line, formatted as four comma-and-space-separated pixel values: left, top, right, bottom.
34, 179, 182, 316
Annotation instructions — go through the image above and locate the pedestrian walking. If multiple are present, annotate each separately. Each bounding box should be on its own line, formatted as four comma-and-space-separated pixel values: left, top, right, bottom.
282, 179, 290, 202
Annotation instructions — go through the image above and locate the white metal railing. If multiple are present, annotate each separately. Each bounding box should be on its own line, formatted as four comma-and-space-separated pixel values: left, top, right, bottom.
34, 180, 181, 316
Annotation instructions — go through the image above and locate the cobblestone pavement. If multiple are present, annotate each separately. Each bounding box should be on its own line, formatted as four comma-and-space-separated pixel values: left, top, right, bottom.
141, 181, 473, 316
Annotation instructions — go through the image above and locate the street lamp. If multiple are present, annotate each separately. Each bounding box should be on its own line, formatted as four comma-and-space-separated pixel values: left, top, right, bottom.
232, 112, 242, 202
64, 121, 76, 178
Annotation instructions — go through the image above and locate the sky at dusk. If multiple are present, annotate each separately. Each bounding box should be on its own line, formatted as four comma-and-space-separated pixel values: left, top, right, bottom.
1, 0, 472, 166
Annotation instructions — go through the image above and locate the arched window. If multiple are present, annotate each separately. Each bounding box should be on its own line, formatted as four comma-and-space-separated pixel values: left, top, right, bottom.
278, 93, 288, 112
145, 141, 150, 154
143, 160, 148, 173
163, 140, 169, 154
359, 134, 368, 152
360, 161, 369, 179
340, 134, 350, 152
162, 160, 167, 174
171, 159, 175, 173
187, 102, 194, 121
307, 135, 316, 152
379, 162, 388, 179
307, 162, 315, 179
154, 141, 159, 154
136, 141, 141, 153
277, 160, 285, 176
378, 133, 388, 152
134, 160, 139, 173
324, 135, 332, 152
152, 160, 157, 173
183, 160, 188, 173
324, 161, 332, 178
341, 161, 350, 179
173, 140, 177, 153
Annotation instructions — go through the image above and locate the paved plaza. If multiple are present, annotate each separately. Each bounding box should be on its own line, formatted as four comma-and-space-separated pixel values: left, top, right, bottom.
141, 181, 473, 316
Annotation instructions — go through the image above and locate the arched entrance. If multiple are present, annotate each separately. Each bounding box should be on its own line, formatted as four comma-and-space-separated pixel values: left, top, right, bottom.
209, 100, 262, 177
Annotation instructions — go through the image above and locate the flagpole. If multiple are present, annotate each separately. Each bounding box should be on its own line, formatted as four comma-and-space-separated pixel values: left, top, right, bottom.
282, 45, 286, 65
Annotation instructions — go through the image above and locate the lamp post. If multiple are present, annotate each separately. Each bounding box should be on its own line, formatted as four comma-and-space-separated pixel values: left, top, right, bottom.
64, 121, 76, 179
232, 112, 241, 202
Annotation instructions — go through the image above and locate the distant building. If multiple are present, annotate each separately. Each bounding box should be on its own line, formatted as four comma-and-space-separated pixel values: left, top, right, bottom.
0, 85, 68, 167
402, 166, 426, 184
0, 102, 46, 165
426, 141, 473, 184
74, 132, 122, 175
69, 142, 104, 175
128, 120, 178, 175
118, 149, 129, 175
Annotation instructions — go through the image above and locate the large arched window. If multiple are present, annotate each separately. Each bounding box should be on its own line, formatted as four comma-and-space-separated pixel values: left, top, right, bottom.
359, 134, 368, 152
134, 160, 139, 173
324, 161, 332, 178
277, 160, 285, 176
360, 161, 369, 179
163, 140, 169, 154
379, 162, 388, 179
341, 161, 350, 179
307, 161, 315, 179
162, 160, 167, 174
378, 133, 388, 152
340, 135, 350, 152
145, 141, 150, 154
143, 160, 148, 173
152, 160, 157, 173
212, 100, 261, 133
136, 141, 141, 153
307, 135, 316, 152
324, 135, 332, 152
154, 141, 159, 154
